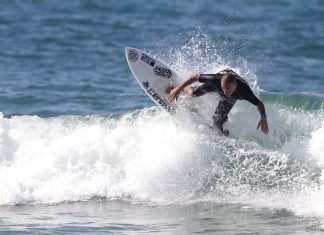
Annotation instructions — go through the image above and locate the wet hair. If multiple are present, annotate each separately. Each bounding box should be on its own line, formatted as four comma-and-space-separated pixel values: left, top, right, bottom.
221, 73, 237, 85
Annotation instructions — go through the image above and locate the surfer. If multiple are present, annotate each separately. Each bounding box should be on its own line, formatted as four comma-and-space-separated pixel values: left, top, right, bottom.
168, 69, 269, 135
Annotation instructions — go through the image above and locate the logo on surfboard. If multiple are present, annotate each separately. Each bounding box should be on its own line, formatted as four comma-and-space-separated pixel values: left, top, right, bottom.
142, 81, 174, 113
142, 81, 150, 88
128, 49, 139, 62
141, 53, 156, 66
154, 66, 172, 79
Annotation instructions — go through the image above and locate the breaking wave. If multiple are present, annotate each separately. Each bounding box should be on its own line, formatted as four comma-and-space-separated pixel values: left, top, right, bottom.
0, 31, 323, 225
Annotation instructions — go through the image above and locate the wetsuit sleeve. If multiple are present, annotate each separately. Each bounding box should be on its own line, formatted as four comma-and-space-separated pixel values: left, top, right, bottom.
191, 74, 222, 97
199, 74, 220, 83
192, 83, 216, 96
241, 85, 260, 106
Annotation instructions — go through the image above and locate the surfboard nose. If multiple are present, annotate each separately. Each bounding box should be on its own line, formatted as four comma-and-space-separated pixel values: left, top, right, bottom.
125, 47, 135, 55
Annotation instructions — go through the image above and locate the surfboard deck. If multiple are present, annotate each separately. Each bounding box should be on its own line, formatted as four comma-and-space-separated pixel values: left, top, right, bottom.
125, 47, 179, 113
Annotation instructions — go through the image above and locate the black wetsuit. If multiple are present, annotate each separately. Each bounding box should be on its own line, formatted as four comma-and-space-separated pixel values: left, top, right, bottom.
192, 69, 260, 131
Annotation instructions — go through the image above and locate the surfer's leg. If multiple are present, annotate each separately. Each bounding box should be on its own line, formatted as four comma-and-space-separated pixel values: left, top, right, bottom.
213, 97, 236, 133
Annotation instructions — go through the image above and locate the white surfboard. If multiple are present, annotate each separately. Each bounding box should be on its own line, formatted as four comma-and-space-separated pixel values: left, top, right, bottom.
125, 47, 179, 113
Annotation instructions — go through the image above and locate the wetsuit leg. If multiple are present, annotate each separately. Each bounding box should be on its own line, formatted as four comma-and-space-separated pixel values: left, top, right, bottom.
213, 97, 236, 132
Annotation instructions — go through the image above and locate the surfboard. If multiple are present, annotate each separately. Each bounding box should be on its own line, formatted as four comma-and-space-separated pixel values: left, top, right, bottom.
125, 47, 179, 113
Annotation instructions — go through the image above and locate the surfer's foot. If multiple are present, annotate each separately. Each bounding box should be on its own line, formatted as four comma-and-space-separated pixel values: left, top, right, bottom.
165, 85, 175, 94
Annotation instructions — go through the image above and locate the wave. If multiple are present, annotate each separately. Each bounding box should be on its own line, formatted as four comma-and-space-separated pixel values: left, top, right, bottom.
0, 29, 323, 224
260, 90, 324, 111
0, 90, 323, 223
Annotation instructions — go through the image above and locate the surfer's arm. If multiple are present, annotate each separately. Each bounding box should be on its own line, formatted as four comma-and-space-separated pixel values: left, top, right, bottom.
256, 101, 269, 134
242, 85, 269, 135
168, 74, 199, 103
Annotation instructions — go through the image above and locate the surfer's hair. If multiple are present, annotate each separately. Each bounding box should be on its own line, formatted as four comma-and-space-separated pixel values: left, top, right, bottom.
221, 73, 237, 85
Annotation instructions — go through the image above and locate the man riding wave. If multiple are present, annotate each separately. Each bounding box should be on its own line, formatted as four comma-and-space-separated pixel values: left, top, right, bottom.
168, 69, 269, 135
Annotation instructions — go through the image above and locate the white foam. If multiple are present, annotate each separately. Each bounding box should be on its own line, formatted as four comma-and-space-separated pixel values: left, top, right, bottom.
0, 109, 221, 205
0, 99, 323, 231
310, 125, 324, 165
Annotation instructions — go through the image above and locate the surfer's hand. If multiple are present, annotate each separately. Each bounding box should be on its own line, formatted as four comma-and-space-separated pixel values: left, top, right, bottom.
257, 119, 269, 134
168, 87, 181, 103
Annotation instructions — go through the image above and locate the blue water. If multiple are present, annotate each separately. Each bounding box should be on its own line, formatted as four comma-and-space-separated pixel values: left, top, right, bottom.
0, 0, 324, 234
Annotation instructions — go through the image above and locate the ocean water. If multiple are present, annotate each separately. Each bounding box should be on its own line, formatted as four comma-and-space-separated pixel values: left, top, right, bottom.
0, 0, 324, 234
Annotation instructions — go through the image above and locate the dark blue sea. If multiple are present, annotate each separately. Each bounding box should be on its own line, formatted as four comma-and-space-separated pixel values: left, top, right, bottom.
0, 0, 324, 234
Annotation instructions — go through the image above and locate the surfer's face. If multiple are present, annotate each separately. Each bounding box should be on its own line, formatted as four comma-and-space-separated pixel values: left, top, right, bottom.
221, 81, 237, 97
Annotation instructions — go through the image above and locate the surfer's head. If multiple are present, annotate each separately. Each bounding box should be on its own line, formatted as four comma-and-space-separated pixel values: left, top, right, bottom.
221, 73, 237, 97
